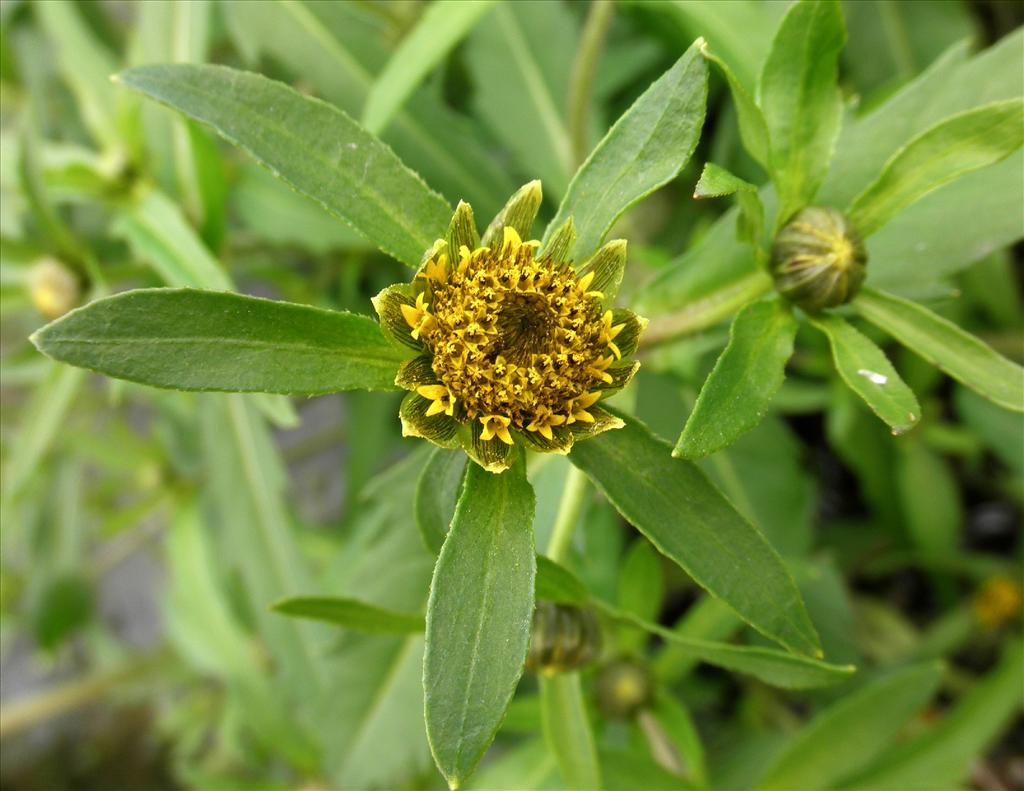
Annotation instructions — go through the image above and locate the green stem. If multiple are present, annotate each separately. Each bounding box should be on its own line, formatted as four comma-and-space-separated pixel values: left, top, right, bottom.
546, 465, 589, 563
0, 649, 172, 739
567, 0, 615, 168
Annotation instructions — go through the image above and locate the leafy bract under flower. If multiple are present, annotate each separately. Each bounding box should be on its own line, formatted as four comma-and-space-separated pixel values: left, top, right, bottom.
374, 182, 644, 472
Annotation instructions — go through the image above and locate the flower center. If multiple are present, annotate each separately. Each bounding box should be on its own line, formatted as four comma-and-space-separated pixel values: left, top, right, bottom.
414, 232, 615, 432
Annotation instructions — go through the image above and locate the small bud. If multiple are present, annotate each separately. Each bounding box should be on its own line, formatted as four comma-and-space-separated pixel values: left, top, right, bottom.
28, 258, 80, 319
526, 602, 602, 674
594, 657, 654, 719
770, 207, 867, 312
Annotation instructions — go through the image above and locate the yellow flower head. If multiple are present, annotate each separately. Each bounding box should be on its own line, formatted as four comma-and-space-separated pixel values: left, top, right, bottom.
374, 182, 644, 472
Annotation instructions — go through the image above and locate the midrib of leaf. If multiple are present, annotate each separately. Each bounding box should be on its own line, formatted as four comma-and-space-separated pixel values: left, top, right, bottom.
165, 74, 438, 256
598, 436, 813, 654
496, 5, 572, 177
226, 395, 326, 691
276, 0, 491, 220
341, 636, 422, 772
450, 483, 509, 772
45, 335, 402, 363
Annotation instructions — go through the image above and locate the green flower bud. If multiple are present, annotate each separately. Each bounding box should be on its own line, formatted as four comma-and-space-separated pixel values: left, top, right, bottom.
526, 602, 602, 674
770, 207, 867, 312
594, 657, 654, 719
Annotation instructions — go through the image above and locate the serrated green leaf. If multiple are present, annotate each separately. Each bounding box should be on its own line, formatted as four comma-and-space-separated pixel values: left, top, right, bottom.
424, 458, 536, 788
544, 39, 708, 260
415, 448, 467, 554
570, 413, 821, 658
272, 597, 424, 633
848, 100, 1024, 237
220, 0, 512, 220
363, 0, 495, 135
596, 601, 853, 690
855, 288, 1023, 413
756, 662, 943, 790
117, 63, 452, 267
32, 289, 406, 395
759, 0, 845, 224
842, 640, 1023, 790
809, 314, 921, 435
675, 299, 797, 459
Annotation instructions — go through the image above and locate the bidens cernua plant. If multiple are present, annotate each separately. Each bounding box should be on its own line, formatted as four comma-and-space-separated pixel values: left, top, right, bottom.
375, 184, 641, 471
19, 0, 1024, 788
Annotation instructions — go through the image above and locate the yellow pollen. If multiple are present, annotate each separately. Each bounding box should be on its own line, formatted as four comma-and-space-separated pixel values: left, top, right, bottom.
412, 236, 614, 439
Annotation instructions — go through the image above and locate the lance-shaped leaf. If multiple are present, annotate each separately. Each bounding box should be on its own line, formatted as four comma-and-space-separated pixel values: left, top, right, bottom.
363, 0, 496, 135
595, 601, 852, 690
570, 414, 821, 657
415, 448, 468, 554
31, 289, 407, 395
809, 313, 921, 435
759, 0, 845, 225
540, 674, 601, 791
675, 299, 797, 459
847, 100, 1024, 238
700, 42, 769, 169
272, 597, 424, 634
843, 640, 1023, 790
424, 457, 536, 788
755, 662, 943, 790
536, 558, 850, 688
116, 64, 452, 267
855, 288, 1024, 413
544, 39, 709, 260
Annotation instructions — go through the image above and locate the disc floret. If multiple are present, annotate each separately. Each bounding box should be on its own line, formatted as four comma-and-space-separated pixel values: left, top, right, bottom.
374, 182, 644, 472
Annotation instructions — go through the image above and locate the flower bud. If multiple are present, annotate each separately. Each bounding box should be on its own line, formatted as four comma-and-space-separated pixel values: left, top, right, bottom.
526, 602, 602, 674
28, 257, 80, 319
770, 207, 867, 312
594, 657, 654, 719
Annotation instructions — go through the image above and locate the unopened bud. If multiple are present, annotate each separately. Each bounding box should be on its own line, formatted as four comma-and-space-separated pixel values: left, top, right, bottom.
28, 258, 80, 319
770, 207, 867, 312
526, 602, 602, 674
594, 657, 654, 719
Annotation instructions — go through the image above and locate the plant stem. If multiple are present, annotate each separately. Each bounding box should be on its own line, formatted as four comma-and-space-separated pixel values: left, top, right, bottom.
567, 0, 615, 168
546, 465, 589, 563
0, 649, 172, 739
